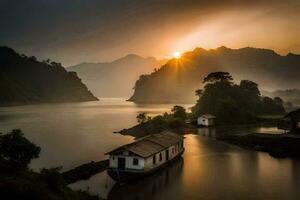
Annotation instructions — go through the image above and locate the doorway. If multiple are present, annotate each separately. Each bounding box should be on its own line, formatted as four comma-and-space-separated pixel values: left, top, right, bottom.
118, 157, 126, 170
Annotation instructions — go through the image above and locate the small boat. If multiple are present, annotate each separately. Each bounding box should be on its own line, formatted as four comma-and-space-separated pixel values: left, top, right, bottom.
106, 131, 184, 182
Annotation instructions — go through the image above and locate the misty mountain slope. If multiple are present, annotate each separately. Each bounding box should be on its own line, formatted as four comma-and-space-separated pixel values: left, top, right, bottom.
263, 89, 300, 107
0, 47, 97, 106
129, 46, 300, 103
68, 54, 164, 97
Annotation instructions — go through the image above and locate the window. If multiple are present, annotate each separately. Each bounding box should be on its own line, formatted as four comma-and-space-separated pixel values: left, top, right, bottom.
159, 153, 162, 161
153, 155, 156, 164
133, 158, 139, 165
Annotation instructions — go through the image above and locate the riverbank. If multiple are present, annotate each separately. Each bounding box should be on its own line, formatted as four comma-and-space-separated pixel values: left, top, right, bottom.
218, 133, 300, 158
62, 160, 109, 184
117, 120, 195, 138
117, 118, 300, 159
117, 118, 279, 138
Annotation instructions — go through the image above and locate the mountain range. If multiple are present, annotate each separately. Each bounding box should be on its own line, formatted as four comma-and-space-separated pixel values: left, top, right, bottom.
68, 55, 165, 98
129, 46, 300, 103
0, 47, 97, 106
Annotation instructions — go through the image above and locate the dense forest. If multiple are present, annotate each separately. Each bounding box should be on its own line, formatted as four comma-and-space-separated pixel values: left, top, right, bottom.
129, 47, 300, 103
0, 47, 97, 106
192, 72, 285, 124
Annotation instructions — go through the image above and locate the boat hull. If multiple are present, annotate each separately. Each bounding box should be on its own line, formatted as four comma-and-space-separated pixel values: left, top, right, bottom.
107, 149, 184, 182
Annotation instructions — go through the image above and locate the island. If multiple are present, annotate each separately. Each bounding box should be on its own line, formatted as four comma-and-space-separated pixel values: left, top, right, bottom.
120, 72, 300, 158
0, 47, 98, 106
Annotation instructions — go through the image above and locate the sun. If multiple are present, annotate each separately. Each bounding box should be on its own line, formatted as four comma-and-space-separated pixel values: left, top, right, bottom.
173, 51, 181, 59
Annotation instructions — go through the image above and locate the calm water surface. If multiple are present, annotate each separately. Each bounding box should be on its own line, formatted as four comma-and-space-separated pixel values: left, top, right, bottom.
0, 98, 299, 200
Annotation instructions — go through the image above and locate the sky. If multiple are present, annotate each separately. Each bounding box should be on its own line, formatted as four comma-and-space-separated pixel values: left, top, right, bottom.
0, 0, 300, 66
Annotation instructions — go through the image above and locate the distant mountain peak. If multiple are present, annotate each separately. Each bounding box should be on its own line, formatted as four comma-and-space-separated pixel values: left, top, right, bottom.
123, 54, 142, 59
129, 46, 300, 103
216, 46, 231, 51
68, 54, 161, 97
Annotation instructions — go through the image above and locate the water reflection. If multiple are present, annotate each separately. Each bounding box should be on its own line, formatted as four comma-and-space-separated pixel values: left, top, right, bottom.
107, 158, 184, 200
1, 99, 300, 199
196, 124, 284, 139
197, 127, 216, 137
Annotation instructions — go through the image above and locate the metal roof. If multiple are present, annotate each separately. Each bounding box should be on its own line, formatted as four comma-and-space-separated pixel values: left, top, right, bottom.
199, 114, 216, 119
106, 131, 183, 158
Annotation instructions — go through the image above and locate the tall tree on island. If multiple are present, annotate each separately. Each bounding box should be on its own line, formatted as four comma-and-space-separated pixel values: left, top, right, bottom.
192, 72, 285, 124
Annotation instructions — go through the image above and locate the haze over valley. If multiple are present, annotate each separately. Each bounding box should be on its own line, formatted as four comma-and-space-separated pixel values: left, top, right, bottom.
68, 55, 165, 98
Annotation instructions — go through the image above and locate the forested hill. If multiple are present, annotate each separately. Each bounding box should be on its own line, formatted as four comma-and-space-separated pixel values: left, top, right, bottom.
129, 46, 300, 103
0, 47, 98, 106
68, 54, 163, 97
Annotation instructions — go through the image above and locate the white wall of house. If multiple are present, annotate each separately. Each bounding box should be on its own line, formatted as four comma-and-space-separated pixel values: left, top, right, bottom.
109, 151, 144, 170
197, 117, 214, 126
144, 141, 184, 171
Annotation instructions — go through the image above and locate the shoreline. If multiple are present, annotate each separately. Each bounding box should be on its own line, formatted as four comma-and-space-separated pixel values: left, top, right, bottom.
117, 120, 300, 159
62, 160, 109, 184
217, 133, 300, 158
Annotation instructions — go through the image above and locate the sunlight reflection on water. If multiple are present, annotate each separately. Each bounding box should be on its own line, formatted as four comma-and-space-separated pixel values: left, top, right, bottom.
0, 98, 299, 200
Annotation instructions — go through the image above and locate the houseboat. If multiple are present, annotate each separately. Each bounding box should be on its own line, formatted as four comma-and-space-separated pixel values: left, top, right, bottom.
106, 131, 184, 182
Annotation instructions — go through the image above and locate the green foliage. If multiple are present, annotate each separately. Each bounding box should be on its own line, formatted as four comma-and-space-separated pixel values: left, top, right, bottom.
136, 112, 148, 124
135, 105, 189, 133
0, 129, 41, 170
171, 105, 187, 120
39, 167, 65, 193
203, 72, 233, 84
167, 117, 185, 129
192, 72, 286, 124
195, 89, 203, 98
0, 129, 101, 200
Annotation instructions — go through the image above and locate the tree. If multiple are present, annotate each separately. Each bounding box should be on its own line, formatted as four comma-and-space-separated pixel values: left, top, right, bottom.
136, 112, 147, 124
274, 97, 283, 105
192, 72, 285, 124
203, 72, 233, 84
0, 129, 41, 170
195, 89, 203, 98
240, 80, 260, 97
171, 105, 187, 120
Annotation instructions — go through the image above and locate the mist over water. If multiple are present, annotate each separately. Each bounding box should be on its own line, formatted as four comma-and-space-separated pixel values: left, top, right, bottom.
0, 98, 299, 200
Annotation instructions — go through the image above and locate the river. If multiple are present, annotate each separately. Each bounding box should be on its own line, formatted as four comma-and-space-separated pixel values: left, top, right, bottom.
0, 98, 299, 200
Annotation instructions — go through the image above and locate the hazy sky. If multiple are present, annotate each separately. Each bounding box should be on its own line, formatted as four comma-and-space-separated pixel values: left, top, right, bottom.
1, 0, 300, 66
